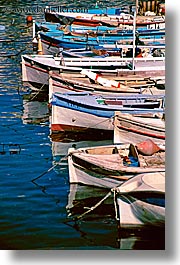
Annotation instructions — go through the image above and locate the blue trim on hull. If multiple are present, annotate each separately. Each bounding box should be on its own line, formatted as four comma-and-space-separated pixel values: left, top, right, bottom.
51, 93, 165, 118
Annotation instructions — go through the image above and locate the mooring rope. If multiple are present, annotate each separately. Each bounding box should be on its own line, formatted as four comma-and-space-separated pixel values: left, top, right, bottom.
66, 190, 112, 222
31, 164, 58, 183
113, 188, 120, 221
79, 116, 115, 132
31, 153, 69, 183
27, 82, 47, 102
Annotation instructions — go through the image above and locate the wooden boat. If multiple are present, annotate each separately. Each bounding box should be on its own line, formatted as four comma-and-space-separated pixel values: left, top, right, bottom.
21, 54, 82, 89
113, 111, 165, 145
35, 21, 115, 37
66, 28, 165, 39
35, 21, 165, 52
39, 30, 165, 52
61, 45, 165, 58
67, 141, 165, 188
39, 24, 165, 39
40, 35, 165, 57
38, 32, 108, 51
35, 21, 133, 34
50, 92, 165, 134
80, 69, 165, 92
44, 9, 165, 29
114, 171, 165, 228
21, 54, 165, 89
35, 20, 165, 35
45, 11, 134, 27
49, 70, 165, 101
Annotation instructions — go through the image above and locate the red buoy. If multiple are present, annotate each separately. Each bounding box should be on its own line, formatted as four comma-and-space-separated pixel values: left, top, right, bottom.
26, 15, 33, 23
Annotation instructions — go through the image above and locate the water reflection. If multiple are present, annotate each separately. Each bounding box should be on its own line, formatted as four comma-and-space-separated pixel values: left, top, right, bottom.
118, 226, 165, 250
22, 92, 49, 125
51, 139, 112, 162
66, 184, 115, 219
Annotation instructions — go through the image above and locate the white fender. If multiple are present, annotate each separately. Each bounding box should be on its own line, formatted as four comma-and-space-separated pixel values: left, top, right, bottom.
81, 69, 121, 88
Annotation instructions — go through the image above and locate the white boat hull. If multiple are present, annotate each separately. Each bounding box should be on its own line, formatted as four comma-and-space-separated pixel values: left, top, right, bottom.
67, 144, 165, 188
68, 154, 125, 188
113, 112, 165, 145
114, 129, 165, 145
51, 105, 114, 133
116, 195, 165, 228
21, 57, 49, 86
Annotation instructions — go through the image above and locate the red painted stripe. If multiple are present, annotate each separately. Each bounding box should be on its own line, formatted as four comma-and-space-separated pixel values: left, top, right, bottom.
51, 124, 85, 132
51, 124, 112, 133
73, 21, 102, 27
117, 125, 165, 139
95, 74, 99, 81
24, 63, 48, 74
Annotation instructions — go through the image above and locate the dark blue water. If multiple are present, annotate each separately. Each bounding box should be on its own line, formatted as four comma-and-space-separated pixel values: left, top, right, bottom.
0, 0, 165, 250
